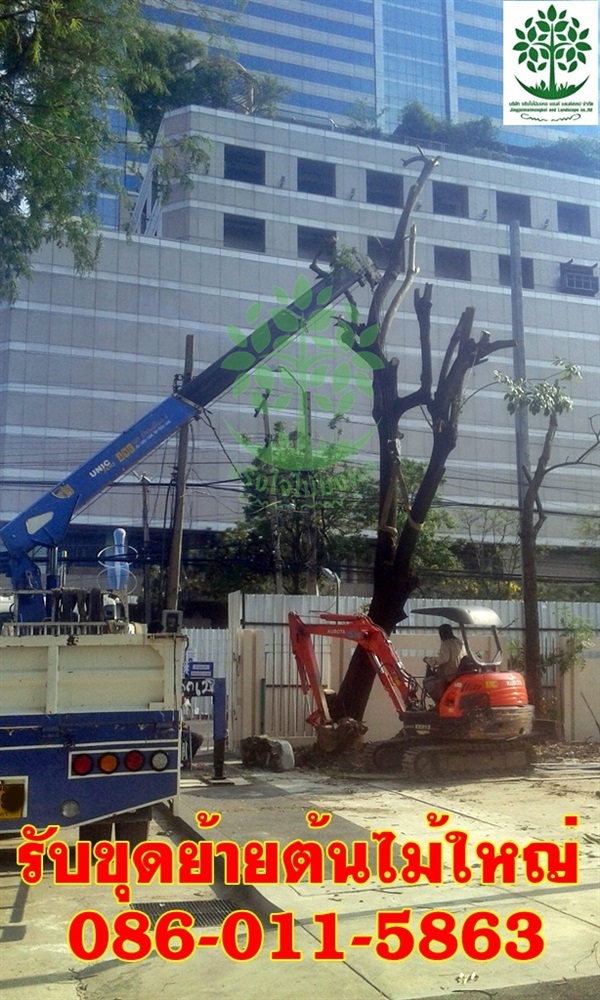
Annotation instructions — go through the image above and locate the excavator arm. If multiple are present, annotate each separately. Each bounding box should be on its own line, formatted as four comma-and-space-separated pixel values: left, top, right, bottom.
288, 612, 420, 732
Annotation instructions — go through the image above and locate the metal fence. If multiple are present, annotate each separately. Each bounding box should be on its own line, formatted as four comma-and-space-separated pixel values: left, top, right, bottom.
228, 593, 600, 740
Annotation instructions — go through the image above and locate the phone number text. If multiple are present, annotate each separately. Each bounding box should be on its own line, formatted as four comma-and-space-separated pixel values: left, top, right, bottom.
69, 907, 544, 963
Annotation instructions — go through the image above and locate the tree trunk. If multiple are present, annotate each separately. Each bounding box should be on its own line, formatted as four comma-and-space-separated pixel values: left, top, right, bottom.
520, 507, 543, 713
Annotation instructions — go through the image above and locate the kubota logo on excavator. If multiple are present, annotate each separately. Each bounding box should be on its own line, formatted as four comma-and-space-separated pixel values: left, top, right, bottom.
223, 274, 380, 477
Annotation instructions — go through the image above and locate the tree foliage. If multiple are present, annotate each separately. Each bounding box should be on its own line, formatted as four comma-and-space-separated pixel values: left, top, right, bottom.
494, 360, 600, 710
394, 101, 501, 156
0, 1, 286, 302
0, 0, 143, 301
120, 25, 289, 147
176, 429, 460, 601
393, 100, 599, 178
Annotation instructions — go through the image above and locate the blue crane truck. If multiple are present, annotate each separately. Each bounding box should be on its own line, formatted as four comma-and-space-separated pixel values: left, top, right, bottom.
0, 261, 373, 843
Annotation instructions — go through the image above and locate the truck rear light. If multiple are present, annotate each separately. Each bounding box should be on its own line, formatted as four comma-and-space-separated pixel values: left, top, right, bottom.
150, 751, 169, 772
124, 750, 144, 771
98, 753, 119, 774
72, 754, 94, 776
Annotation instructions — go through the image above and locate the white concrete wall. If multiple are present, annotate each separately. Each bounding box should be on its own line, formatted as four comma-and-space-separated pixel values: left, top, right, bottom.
561, 637, 600, 742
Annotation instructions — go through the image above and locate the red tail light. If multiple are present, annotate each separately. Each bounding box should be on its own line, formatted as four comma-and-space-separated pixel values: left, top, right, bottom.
124, 750, 144, 771
72, 754, 93, 775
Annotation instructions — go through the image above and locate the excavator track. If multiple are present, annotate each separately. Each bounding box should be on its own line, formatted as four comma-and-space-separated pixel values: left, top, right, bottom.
372, 738, 533, 780
402, 741, 533, 780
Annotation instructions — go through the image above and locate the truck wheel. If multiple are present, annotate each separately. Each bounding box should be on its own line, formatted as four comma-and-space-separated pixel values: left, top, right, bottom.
79, 821, 113, 847
114, 819, 150, 847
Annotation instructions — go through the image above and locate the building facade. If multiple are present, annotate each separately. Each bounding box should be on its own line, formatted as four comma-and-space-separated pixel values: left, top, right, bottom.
1, 107, 598, 587
146, 0, 599, 141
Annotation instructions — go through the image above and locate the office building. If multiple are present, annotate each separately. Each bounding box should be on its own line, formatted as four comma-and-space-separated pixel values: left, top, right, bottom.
1, 4, 598, 590
147, 0, 598, 141
1, 106, 598, 569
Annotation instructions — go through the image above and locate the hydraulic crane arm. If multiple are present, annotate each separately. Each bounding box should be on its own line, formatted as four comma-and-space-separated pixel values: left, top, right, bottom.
2, 266, 370, 556
1, 261, 375, 609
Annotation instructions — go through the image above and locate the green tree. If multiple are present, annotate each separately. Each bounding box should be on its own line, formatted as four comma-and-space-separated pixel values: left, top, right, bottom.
0, 0, 144, 301
182, 428, 460, 600
120, 26, 288, 147
393, 100, 599, 178
344, 99, 385, 137
394, 101, 500, 156
0, 1, 283, 302
231, 423, 380, 594
495, 360, 600, 711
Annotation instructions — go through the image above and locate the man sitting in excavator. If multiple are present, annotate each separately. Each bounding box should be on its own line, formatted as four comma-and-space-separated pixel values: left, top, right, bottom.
423, 624, 466, 704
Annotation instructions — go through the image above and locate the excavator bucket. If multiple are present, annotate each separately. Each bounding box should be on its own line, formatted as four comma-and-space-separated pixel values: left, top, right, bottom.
315, 718, 368, 754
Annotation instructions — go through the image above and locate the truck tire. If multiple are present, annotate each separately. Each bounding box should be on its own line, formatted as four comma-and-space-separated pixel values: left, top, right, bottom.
114, 818, 150, 847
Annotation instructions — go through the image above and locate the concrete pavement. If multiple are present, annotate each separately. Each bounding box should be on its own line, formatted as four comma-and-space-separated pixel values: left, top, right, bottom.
3, 748, 597, 1000
168, 753, 600, 1000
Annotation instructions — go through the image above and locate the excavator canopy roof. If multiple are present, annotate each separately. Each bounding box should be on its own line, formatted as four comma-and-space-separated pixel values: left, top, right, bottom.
410, 606, 503, 628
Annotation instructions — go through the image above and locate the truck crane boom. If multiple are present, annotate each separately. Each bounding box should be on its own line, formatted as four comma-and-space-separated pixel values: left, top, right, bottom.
1, 261, 374, 618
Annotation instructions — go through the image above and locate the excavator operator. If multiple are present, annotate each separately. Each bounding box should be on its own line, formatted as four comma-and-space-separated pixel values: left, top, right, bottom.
423, 624, 466, 704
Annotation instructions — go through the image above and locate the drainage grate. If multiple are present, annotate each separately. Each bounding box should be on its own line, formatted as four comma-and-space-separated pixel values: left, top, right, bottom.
133, 899, 238, 927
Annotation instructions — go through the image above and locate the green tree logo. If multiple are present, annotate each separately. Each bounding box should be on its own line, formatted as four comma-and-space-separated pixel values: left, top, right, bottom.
223, 275, 381, 471
513, 5, 591, 99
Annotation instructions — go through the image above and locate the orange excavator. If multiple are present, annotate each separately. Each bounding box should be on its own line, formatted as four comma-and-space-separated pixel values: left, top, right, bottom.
288, 606, 534, 778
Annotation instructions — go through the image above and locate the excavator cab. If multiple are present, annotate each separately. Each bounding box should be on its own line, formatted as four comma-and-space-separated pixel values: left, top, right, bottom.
416, 605, 504, 672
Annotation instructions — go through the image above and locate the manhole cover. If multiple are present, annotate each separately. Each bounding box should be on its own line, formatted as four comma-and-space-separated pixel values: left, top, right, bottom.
133, 899, 238, 927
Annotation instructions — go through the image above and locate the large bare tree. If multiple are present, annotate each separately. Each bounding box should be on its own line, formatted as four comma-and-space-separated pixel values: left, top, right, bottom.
323, 151, 516, 724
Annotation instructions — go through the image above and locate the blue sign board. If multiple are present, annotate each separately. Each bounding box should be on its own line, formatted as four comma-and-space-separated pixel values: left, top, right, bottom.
185, 660, 214, 680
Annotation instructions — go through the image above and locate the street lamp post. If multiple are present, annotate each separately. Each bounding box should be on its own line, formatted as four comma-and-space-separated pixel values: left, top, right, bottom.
321, 567, 341, 615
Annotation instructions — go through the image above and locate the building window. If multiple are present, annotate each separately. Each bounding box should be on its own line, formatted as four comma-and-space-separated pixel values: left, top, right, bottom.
557, 201, 590, 236
496, 191, 531, 227
366, 170, 403, 207
297, 158, 336, 196
560, 262, 598, 296
434, 246, 471, 281
297, 226, 336, 261
433, 181, 469, 217
224, 145, 265, 185
224, 214, 265, 252
498, 255, 534, 289
367, 236, 395, 269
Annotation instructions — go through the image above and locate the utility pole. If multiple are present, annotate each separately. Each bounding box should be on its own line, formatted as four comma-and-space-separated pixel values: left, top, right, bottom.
510, 220, 531, 516
277, 366, 318, 595
140, 473, 151, 626
165, 336, 194, 612
510, 219, 541, 710
254, 392, 285, 593
303, 389, 319, 596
